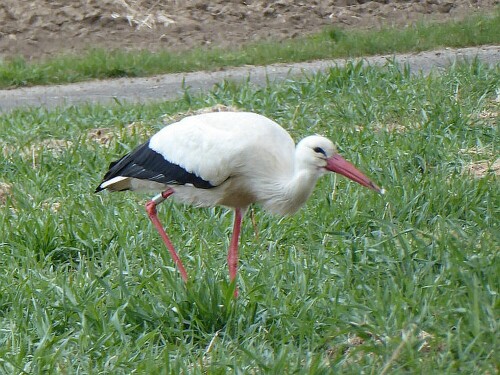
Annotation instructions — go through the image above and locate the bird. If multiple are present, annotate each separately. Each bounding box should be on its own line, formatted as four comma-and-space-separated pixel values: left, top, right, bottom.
95, 111, 383, 295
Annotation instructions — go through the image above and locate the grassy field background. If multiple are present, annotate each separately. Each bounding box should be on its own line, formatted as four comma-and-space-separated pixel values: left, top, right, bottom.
0, 10, 499, 88
0, 57, 498, 372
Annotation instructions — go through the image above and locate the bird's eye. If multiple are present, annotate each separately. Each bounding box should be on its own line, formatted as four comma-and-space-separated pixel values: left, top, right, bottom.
313, 147, 326, 156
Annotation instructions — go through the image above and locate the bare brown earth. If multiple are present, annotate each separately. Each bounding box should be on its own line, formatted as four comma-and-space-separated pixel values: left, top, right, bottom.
0, 0, 498, 61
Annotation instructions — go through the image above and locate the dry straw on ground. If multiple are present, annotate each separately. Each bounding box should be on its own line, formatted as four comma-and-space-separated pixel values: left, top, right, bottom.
111, 0, 175, 30
0, 182, 13, 205
88, 121, 152, 146
462, 158, 500, 178
161, 104, 241, 124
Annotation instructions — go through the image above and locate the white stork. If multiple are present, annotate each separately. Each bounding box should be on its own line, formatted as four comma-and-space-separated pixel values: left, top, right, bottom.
95, 111, 383, 295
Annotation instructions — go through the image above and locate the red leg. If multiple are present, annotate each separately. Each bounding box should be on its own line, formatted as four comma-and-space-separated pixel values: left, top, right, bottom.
227, 208, 243, 297
145, 188, 188, 282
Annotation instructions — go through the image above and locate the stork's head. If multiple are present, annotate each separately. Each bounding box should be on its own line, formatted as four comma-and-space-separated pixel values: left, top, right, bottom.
296, 135, 384, 193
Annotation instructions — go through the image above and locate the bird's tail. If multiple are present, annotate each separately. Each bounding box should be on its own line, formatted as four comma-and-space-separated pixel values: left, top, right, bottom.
95, 176, 132, 193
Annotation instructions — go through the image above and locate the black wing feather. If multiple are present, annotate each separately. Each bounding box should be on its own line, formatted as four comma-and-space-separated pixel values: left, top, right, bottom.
95, 141, 214, 192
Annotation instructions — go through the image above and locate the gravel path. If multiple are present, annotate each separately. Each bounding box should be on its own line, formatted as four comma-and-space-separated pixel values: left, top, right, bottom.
0, 45, 498, 112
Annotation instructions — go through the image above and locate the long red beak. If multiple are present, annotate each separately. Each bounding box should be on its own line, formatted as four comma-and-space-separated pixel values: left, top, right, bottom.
326, 154, 384, 193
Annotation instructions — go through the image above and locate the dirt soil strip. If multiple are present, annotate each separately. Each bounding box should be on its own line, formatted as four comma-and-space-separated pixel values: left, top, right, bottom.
0, 45, 498, 112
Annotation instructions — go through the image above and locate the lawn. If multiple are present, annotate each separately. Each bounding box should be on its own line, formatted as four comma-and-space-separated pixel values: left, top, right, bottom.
0, 60, 498, 373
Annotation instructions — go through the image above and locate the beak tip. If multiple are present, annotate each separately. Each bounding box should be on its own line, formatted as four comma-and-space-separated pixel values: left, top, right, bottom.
369, 181, 384, 195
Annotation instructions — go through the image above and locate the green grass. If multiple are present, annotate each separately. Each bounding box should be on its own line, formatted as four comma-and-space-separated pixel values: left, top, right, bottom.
0, 10, 499, 88
0, 60, 499, 373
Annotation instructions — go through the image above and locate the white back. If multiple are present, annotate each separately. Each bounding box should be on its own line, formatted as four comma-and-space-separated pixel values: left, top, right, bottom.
149, 112, 296, 185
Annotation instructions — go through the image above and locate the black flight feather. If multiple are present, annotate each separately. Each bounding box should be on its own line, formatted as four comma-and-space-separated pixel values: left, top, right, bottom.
95, 141, 214, 192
